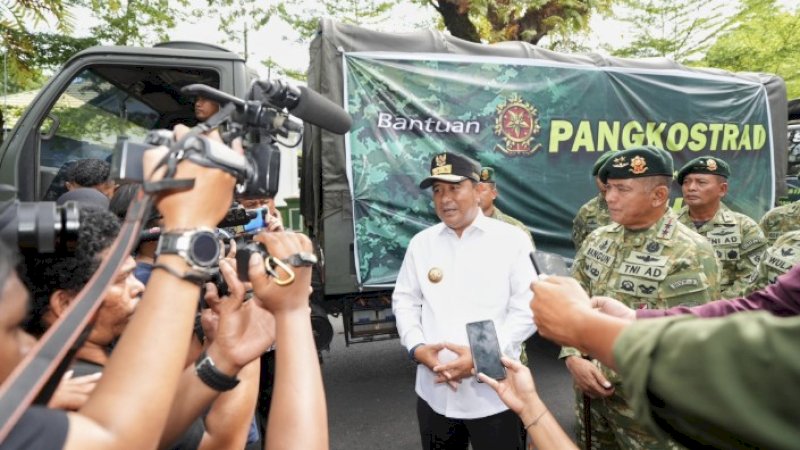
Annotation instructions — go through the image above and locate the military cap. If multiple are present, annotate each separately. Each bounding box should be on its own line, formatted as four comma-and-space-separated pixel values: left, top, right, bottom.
599, 146, 674, 183
591, 151, 617, 177
419, 152, 481, 189
479, 167, 496, 183
676, 156, 731, 185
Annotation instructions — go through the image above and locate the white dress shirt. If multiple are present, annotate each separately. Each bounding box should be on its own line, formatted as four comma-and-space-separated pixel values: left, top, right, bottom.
392, 211, 537, 419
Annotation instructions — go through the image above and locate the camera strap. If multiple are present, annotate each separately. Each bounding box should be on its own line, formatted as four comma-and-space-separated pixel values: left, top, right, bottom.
0, 191, 151, 441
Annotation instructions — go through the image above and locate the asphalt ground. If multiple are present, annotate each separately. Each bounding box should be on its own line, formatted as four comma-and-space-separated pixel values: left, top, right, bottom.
321, 320, 577, 450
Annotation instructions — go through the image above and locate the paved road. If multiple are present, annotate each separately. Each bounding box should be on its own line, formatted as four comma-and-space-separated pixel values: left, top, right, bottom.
321, 320, 576, 450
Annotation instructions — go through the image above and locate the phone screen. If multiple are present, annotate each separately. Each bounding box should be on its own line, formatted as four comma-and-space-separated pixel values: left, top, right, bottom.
465, 320, 506, 382
530, 251, 570, 277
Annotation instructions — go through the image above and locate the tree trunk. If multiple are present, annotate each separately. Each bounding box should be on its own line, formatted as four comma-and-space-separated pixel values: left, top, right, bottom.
437, 0, 481, 43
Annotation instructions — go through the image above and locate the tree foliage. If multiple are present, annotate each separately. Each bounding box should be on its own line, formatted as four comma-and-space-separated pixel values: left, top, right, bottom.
702, 0, 800, 98
77, 0, 190, 46
413, 0, 612, 45
608, 0, 738, 61
1, 1, 187, 95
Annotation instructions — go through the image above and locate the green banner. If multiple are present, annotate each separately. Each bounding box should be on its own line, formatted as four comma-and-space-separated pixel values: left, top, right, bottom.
345, 53, 775, 287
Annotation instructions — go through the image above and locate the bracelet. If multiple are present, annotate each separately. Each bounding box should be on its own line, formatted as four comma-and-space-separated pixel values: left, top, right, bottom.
524, 408, 549, 432
152, 263, 211, 286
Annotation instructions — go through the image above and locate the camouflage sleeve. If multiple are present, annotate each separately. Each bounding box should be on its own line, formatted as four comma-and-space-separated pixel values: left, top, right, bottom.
724, 220, 767, 298
572, 206, 588, 251
748, 252, 772, 293
661, 239, 721, 306
559, 241, 590, 359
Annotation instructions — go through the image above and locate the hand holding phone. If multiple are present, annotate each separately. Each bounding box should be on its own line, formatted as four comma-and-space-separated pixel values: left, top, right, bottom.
466, 320, 506, 382
530, 251, 570, 277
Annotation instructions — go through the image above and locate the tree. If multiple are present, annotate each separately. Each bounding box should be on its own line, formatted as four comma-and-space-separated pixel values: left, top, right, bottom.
608, 0, 739, 61
702, 0, 800, 98
413, 0, 612, 45
77, 0, 190, 46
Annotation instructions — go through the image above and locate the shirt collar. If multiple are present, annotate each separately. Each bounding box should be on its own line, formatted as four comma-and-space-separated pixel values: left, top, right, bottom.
437, 208, 487, 237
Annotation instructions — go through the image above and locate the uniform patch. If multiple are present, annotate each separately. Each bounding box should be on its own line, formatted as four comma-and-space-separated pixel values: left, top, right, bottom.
583, 261, 601, 281
646, 242, 661, 253
668, 278, 699, 290
715, 249, 740, 261
615, 276, 658, 299
585, 245, 614, 267
707, 229, 741, 246
748, 253, 763, 266
657, 218, 676, 239
626, 251, 668, 267
663, 273, 708, 299
617, 262, 668, 281
764, 253, 795, 273
741, 237, 766, 252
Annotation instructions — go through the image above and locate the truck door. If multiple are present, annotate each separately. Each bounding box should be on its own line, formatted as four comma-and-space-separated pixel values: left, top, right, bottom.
0, 55, 232, 201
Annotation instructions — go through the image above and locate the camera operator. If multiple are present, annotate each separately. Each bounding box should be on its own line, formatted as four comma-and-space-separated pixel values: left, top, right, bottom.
0, 126, 327, 450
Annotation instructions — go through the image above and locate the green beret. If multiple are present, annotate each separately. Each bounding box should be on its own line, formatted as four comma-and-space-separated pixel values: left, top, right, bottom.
591, 151, 617, 177
479, 167, 496, 183
676, 156, 731, 185
599, 146, 674, 183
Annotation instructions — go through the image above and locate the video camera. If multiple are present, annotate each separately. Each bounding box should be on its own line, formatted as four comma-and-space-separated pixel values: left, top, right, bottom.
0, 186, 80, 253
110, 77, 352, 200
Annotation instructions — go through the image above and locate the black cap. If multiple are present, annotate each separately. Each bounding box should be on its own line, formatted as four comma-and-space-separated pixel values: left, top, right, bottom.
599, 146, 674, 183
676, 156, 731, 184
419, 152, 481, 189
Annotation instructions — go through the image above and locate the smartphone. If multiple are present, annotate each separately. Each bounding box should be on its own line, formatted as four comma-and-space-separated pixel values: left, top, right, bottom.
530, 251, 570, 277
465, 320, 506, 382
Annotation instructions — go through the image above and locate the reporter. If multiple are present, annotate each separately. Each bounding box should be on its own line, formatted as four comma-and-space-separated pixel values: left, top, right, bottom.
531, 276, 800, 449
1, 126, 247, 449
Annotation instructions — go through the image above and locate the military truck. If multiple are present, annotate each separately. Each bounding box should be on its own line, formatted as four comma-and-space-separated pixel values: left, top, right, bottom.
0, 23, 790, 353
301, 19, 789, 346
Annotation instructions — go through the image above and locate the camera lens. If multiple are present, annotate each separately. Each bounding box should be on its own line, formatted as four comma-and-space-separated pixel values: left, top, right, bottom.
0, 200, 80, 253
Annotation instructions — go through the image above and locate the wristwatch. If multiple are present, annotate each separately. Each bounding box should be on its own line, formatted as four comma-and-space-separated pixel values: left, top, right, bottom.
156, 228, 220, 273
194, 350, 240, 391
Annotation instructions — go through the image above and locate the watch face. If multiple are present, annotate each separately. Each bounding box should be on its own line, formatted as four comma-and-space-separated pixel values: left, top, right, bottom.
191, 232, 220, 266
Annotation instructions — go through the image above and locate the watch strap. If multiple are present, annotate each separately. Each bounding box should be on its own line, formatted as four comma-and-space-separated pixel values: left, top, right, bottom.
195, 350, 240, 392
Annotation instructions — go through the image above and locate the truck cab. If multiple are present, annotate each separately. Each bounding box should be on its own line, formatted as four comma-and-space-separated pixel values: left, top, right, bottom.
0, 41, 258, 202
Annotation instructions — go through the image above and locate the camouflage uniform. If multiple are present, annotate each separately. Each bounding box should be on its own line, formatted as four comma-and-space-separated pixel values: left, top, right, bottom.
749, 230, 800, 291
759, 200, 800, 245
572, 194, 611, 251
562, 209, 721, 449
677, 203, 767, 298
489, 207, 535, 249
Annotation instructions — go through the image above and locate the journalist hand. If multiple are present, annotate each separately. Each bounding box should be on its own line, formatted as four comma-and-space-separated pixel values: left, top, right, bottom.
142, 125, 241, 230
202, 259, 276, 375
478, 357, 543, 419
248, 231, 314, 314
530, 276, 592, 349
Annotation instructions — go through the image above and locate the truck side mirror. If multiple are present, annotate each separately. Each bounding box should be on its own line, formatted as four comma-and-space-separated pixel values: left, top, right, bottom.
39, 114, 60, 141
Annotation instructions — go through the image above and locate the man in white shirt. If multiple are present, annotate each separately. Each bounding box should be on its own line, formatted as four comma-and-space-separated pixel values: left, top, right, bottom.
393, 152, 537, 450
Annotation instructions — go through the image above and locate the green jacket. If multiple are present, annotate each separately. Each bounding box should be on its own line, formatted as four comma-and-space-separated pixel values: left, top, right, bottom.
759, 200, 800, 245
749, 230, 800, 291
677, 203, 767, 298
572, 193, 611, 251
615, 312, 800, 449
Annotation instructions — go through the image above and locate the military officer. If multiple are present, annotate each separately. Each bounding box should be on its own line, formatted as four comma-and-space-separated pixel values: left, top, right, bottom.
572, 151, 616, 250
749, 229, 800, 291
561, 146, 720, 449
675, 156, 767, 297
759, 200, 800, 244
478, 166, 535, 247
